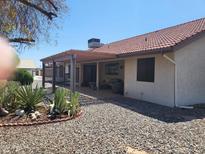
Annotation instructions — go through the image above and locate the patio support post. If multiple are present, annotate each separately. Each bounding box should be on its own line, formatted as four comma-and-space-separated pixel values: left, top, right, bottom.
52, 61, 56, 93
96, 62, 99, 90
70, 55, 77, 92
79, 64, 82, 86
64, 62, 66, 86
42, 62, 45, 88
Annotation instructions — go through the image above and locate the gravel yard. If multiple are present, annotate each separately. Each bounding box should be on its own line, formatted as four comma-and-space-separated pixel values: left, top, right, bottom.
0, 96, 205, 154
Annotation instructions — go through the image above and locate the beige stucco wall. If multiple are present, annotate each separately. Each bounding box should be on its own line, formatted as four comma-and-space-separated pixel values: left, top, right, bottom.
124, 53, 175, 107
175, 35, 205, 106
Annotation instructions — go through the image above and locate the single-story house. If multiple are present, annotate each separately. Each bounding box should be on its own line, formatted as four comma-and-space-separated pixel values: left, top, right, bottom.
41, 18, 205, 107
17, 59, 38, 76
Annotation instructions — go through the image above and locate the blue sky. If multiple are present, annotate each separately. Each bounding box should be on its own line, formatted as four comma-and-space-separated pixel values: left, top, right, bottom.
20, 0, 205, 67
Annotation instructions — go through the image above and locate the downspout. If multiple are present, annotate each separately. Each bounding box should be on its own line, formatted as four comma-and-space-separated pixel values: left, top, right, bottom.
163, 54, 193, 109
162, 54, 177, 107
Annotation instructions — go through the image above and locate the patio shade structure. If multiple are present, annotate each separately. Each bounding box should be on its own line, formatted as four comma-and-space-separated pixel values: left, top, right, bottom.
41, 50, 117, 92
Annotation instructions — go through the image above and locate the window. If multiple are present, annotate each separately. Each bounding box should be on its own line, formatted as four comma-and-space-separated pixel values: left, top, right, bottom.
105, 63, 119, 75
137, 57, 155, 82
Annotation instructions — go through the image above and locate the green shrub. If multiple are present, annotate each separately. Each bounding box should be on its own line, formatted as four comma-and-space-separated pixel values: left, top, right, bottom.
0, 81, 20, 112
69, 92, 80, 116
52, 88, 80, 116
0, 86, 6, 107
16, 85, 44, 113
52, 88, 70, 115
14, 69, 33, 85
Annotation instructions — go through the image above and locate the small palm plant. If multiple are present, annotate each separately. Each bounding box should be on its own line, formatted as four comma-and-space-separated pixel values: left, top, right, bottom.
16, 85, 44, 113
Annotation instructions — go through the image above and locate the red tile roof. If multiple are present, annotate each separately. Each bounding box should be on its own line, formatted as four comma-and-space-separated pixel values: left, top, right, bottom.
41, 18, 205, 62
41, 50, 116, 62
92, 18, 205, 56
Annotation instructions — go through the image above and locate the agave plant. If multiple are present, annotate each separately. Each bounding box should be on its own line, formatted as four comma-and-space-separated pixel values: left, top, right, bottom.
16, 85, 44, 113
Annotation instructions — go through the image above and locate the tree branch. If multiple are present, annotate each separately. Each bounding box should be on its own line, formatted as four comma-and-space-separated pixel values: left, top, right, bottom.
17, 0, 57, 20
9, 38, 35, 44
47, 0, 58, 11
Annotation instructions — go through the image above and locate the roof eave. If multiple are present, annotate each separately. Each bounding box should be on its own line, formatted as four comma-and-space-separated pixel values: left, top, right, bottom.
117, 47, 173, 58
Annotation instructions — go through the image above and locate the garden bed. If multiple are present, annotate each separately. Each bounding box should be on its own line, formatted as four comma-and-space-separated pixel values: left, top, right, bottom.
0, 81, 81, 127
0, 105, 83, 127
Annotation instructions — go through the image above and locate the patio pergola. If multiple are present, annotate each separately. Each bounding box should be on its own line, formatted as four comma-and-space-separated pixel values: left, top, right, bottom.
41, 50, 116, 92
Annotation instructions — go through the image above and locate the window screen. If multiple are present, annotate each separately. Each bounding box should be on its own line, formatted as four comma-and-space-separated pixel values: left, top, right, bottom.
137, 57, 155, 82
105, 63, 119, 75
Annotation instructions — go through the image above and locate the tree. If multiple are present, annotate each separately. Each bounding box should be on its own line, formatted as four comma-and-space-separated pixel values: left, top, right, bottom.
0, 0, 67, 48
0, 0, 68, 115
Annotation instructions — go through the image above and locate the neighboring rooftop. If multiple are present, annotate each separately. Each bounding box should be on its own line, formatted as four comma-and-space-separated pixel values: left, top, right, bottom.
17, 59, 37, 69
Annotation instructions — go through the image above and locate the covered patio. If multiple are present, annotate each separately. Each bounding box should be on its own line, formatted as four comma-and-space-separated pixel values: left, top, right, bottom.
41, 50, 124, 97
44, 83, 121, 100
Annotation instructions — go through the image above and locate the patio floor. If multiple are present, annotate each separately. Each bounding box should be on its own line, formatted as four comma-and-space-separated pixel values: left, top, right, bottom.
42, 81, 122, 100
72, 87, 121, 100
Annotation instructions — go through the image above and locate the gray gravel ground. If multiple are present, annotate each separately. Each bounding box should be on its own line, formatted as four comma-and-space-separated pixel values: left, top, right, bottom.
0, 96, 205, 154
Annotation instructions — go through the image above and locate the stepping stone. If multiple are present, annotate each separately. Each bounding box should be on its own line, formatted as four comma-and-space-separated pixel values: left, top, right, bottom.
126, 146, 148, 154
